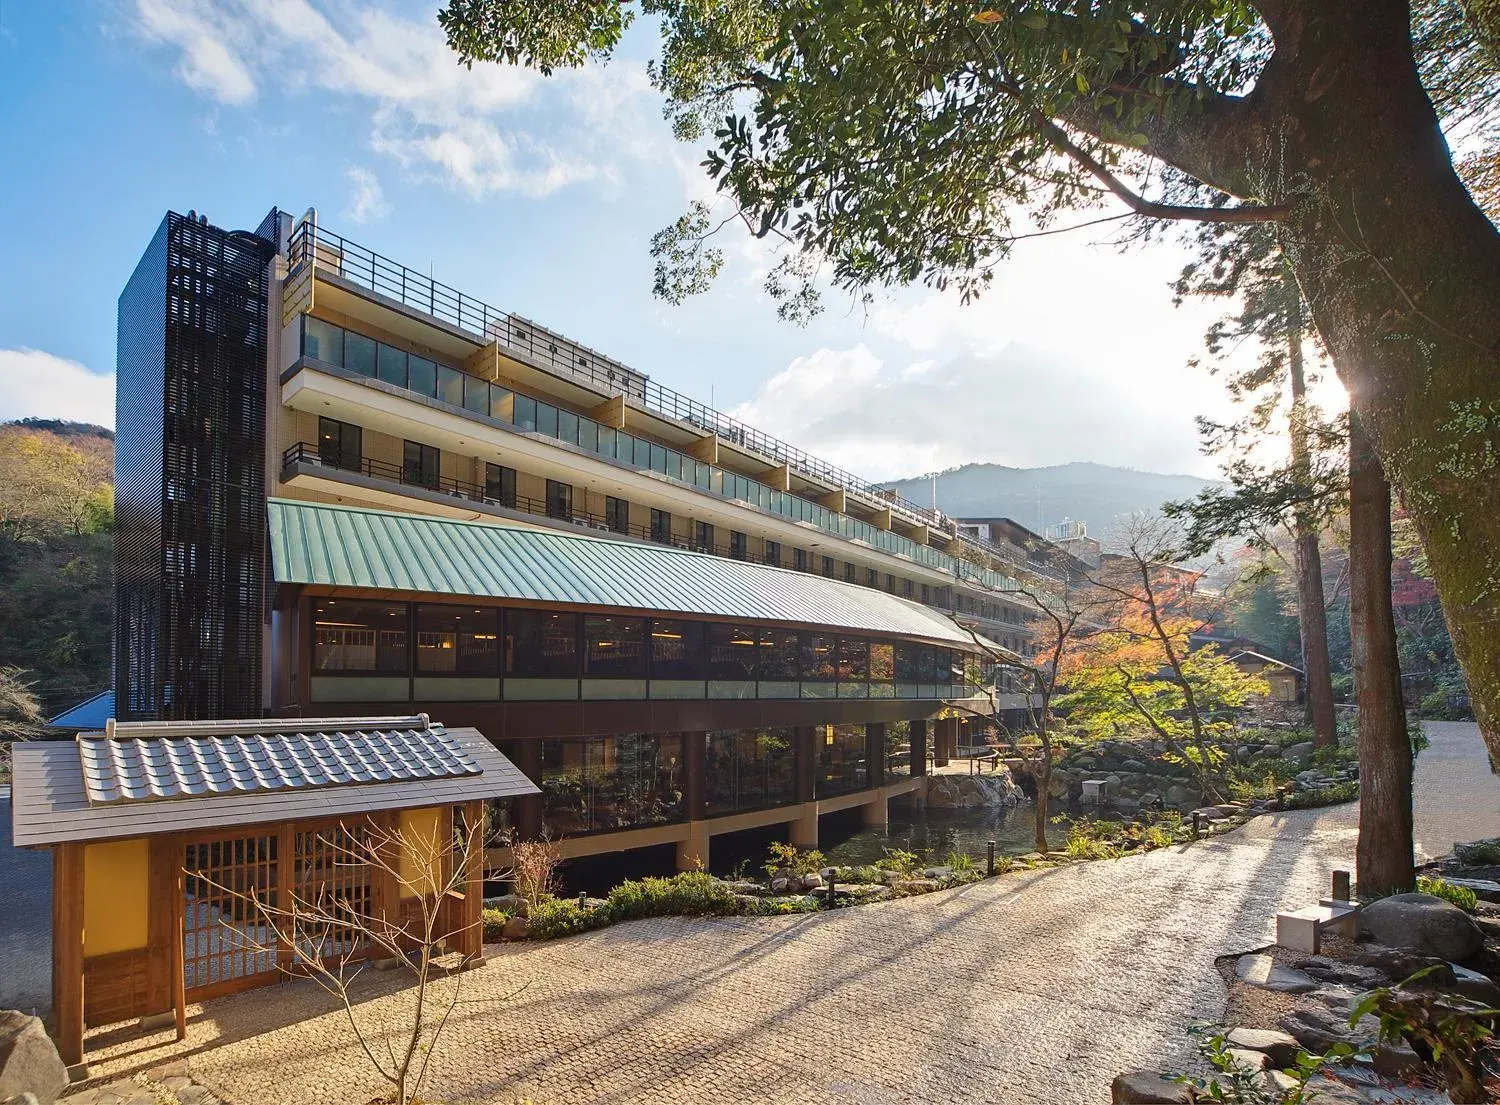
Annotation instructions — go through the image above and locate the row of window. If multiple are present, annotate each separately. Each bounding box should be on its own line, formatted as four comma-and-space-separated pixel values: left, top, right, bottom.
298, 314, 1021, 593
312, 416, 1023, 622
311, 600, 978, 682
531, 724, 907, 835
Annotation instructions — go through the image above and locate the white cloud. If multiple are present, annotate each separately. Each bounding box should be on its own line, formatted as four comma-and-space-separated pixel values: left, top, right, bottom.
130, 0, 663, 198
343, 165, 389, 224
0, 350, 115, 428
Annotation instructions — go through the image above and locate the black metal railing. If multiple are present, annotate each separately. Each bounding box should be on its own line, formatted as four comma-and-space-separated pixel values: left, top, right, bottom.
287, 219, 956, 533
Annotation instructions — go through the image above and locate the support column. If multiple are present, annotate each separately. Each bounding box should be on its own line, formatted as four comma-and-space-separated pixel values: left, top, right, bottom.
933, 717, 952, 768
52, 843, 84, 1069
910, 719, 929, 777
866, 723, 886, 788
676, 822, 710, 872
460, 800, 485, 962
513, 740, 544, 839
146, 837, 175, 1017
861, 793, 889, 830
789, 805, 820, 850
677, 732, 709, 870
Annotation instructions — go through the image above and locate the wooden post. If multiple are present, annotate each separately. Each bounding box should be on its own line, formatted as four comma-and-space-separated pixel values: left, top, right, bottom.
277, 822, 295, 977
461, 801, 485, 963
173, 860, 186, 1042
51, 843, 85, 1067
146, 836, 175, 1016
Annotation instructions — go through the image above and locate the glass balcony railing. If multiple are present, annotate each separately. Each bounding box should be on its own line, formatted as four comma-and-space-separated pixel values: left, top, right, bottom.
295, 315, 1022, 592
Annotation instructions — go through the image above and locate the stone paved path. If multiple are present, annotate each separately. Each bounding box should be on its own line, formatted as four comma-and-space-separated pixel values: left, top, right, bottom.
68, 723, 1500, 1105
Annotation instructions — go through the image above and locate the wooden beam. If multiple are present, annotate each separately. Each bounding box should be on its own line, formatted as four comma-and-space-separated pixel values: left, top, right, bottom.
758, 463, 791, 491
52, 843, 84, 1067
463, 339, 501, 382
461, 800, 485, 963
818, 488, 847, 514
687, 434, 719, 464
276, 822, 294, 977
173, 859, 186, 1042
146, 837, 175, 1015
590, 394, 626, 429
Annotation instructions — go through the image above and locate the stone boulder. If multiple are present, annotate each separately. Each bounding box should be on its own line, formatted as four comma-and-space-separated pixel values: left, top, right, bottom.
0, 1011, 68, 1105
1110, 1071, 1192, 1104
1224, 1027, 1302, 1069
1283, 741, 1316, 761
1235, 954, 1319, 994
502, 915, 529, 941
1359, 893, 1485, 961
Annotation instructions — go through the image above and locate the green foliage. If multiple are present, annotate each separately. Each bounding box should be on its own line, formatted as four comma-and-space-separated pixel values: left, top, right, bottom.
1350, 965, 1499, 1102
1283, 780, 1359, 809
526, 896, 610, 940
1417, 876, 1478, 912
481, 907, 509, 941
604, 871, 740, 922
754, 895, 821, 916
764, 841, 824, 878
1456, 838, 1500, 866
875, 848, 920, 876
1064, 818, 1124, 861
945, 850, 975, 874
850, 864, 886, 885
1170, 1027, 1351, 1104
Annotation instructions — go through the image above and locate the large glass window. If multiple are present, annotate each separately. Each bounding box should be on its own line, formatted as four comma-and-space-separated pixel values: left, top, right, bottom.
818, 724, 868, 796
377, 343, 407, 388
345, 332, 377, 378
886, 721, 912, 778
649, 619, 705, 679
514, 394, 538, 432
765, 540, 781, 567
758, 628, 800, 680
800, 634, 837, 681
583, 615, 647, 677
918, 645, 938, 682
303, 316, 344, 365
403, 440, 440, 490
506, 610, 578, 676
464, 375, 490, 415
485, 463, 516, 508
313, 600, 407, 672
536, 402, 559, 439
650, 508, 672, 544
729, 531, 748, 560
895, 641, 921, 682
704, 728, 795, 814
837, 637, 870, 681
605, 496, 629, 535
545, 479, 572, 519
539, 734, 685, 834
317, 416, 361, 471
708, 624, 758, 680
694, 521, 714, 551
415, 605, 500, 674
558, 409, 578, 445
870, 642, 895, 682
437, 365, 465, 408
408, 356, 437, 398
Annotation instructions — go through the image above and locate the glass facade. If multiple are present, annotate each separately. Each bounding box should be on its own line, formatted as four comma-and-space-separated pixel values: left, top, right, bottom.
415, 605, 499, 674
818, 724, 868, 796
539, 734, 685, 834
649, 619, 706, 679
704, 728, 796, 814
583, 615, 647, 677
296, 313, 1023, 592
312, 600, 408, 672
506, 610, 578, 676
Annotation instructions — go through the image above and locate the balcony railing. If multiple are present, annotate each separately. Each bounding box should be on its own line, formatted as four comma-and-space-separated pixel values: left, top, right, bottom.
281, 442, 1009, 614
287, 218, 954, 533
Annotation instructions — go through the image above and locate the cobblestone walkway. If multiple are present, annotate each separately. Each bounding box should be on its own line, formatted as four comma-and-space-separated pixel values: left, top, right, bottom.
67, 723, 1500, 1105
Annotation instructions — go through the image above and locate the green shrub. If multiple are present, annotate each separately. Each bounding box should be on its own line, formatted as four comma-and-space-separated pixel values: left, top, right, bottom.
763, 841, 825, 878
481, 907, 509, 942
527, 897, 609, 940
1417, 876, 1479, 912
1285, 780, 1359, 809
1064, 819, 1123, 860
946, 850, 975, 874
605, 871, 740, 922
1456, 838, 1500, 866
876, 847, 921, 875
755, 895, 822, 915
850, 864, 885, 884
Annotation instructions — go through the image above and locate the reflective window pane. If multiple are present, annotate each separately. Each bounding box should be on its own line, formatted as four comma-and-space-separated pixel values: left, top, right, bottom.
708, 624, 758, 680
313, 600, 407, 672
540, 734, 685, 834
514, 394, 537, 431
758, 628, 799, 680
649, 619, 705, 679
377, 343, 407, 388
800, 634, 837, 680
584, 615, 647, 677
303, 316, 344, 365
506, 610, 578, 676
438, 365, 465, 407
536, 402, 559, 439
345, 332, 377, 377
464, 375, 490, 415
817, 724, 868, 797
415, 604, 499, 674
408, 356, 437, 397
837, 637, 869, 681
704, 728, 795, 815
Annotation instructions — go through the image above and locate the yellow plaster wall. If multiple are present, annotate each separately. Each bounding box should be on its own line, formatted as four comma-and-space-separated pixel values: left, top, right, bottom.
82, 838, 149, 957
398, 807, 443, 898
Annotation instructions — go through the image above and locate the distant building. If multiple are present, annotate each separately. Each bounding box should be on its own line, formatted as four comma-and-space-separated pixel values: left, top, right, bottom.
1044, 518, 1102, 570
1226, 650, 1305, 706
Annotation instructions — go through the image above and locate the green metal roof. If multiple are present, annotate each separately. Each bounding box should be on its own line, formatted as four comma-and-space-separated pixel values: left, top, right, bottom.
268, 498, 980, 649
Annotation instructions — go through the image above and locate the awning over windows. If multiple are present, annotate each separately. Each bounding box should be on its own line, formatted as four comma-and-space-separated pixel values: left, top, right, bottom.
267, 498, 984, 650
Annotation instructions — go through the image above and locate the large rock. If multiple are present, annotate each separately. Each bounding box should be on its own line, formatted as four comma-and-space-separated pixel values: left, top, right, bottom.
1359, 893, 1485, 961
1235, 954, 1319, 994
0, 1011, 68, 1105
1279, 1008, 1356, 1053
1224, 1027, 1303, 1069
1110, 1071, 1193, 1104
1283, 741, 1316, 761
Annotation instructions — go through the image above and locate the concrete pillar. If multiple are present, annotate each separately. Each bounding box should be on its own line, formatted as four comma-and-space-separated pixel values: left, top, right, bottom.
789, 803, 819, 849
866, 723, 886, 788
676, 821, 710, 872
933, 718, 951, 768
861, 792, 889, 830
910, 719, 928, 777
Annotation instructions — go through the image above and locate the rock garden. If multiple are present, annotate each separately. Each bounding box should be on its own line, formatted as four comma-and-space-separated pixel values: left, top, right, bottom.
1113, 842, 1500, 1104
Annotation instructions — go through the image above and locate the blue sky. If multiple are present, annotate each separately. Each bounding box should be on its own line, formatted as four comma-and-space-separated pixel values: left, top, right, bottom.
0, 0, 1314, 484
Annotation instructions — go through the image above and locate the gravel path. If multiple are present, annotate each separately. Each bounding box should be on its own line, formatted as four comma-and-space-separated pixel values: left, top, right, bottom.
68, 722, 1500, 1105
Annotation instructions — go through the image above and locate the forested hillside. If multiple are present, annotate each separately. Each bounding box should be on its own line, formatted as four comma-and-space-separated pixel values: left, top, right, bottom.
0, 419, 114, 732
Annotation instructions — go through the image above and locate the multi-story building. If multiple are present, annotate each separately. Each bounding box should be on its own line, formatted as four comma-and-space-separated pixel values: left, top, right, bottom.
114, 206, 1037, 875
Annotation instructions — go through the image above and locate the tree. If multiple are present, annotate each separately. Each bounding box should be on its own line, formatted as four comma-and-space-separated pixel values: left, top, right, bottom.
199, 813, 502, 1105
0, 426, 112, 539
1170, 220, 1341, 748
1350, 414, 1416, 896
440, 0, 1500, 756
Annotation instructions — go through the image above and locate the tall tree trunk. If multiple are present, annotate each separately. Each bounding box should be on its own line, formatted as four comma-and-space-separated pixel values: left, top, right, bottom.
1350, 414, 1415, 898
1283, 263, 1339, 749
1106, 2, 1500, 758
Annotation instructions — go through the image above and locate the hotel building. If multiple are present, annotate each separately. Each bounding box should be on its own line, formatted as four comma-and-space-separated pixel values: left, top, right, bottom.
113, 207, 1058, 876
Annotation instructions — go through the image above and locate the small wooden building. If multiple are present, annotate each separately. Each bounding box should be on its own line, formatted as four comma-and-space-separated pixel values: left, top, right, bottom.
1227, 650, 1306, 706
10, 714, 537, 1068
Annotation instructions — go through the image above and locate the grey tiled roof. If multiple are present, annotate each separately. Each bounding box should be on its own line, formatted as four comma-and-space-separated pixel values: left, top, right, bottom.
79, 724, 481, 806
